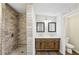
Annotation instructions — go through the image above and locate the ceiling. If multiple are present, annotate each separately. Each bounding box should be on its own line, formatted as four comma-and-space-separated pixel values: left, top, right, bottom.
9, 3, 26, 14
34, 3, 79, 15
8, 3, 79, 14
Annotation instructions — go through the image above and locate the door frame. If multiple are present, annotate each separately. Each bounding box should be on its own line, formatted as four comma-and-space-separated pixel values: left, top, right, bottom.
64, 8, 79, 54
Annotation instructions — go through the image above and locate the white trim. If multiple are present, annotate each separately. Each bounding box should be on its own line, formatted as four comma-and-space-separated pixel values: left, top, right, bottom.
64, 8, 79, 17
32, 4, 36, 55
73, 49, 79, 54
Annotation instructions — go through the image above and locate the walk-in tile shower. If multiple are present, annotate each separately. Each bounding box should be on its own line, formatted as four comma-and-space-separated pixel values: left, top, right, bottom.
0, 4, 26, 55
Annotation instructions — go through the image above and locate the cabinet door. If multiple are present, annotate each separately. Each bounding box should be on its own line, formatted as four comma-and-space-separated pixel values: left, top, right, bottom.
40, 40, 45, 50
36, 39, 46, 50
35, 39, 40, 49
54, 40, 59, 50
47, 40, 55, 49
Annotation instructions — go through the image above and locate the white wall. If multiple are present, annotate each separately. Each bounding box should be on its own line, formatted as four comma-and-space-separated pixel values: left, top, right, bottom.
0, 3, 2, 54
35, 15, 57, 38
66, 13, 79, 53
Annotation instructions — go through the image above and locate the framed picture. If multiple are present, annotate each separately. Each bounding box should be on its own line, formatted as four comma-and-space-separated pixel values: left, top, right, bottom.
36, 22, 45, 32
48, 22, 56, 32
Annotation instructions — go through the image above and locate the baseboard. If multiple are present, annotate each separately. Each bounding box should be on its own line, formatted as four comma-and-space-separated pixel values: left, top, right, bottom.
73, 49, 79, 54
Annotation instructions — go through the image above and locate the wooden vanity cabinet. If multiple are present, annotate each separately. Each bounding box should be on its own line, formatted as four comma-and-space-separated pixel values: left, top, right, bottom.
35, 38, 60, 52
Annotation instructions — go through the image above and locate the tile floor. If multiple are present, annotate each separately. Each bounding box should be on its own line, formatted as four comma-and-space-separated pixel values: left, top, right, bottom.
36, 52, 62, 55
0, 52, 1, 55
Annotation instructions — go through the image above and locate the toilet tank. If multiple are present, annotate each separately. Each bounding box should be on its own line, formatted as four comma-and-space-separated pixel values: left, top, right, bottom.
66, 37, 70, 43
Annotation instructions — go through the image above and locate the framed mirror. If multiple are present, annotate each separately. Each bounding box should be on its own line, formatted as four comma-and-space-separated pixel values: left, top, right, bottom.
48, 22, 56, 32
36, 22, 45, 32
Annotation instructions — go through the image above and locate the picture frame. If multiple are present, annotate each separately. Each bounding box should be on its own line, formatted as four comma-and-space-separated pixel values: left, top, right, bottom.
36, 22, 45, 32
48, 22, 56, 32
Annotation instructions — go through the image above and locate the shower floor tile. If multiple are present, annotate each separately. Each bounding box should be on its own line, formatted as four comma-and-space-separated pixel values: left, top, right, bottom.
10, 45, 27, 55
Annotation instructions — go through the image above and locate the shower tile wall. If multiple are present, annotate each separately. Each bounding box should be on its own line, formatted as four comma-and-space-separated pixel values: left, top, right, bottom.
26, 4, 34, 55
18, 14, 26, 46
1, 4, 27, 55
2, 4, 19, 54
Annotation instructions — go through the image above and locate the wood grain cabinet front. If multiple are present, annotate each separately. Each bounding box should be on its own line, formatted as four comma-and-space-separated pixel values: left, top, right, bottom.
47, 40, 55, 49
35, 38, 60, 52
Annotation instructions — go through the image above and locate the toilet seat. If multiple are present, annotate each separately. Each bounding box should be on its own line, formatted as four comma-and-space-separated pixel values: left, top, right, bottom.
66, 43, 74, 48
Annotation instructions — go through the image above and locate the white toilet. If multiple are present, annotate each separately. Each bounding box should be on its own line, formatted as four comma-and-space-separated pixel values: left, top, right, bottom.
66, 37, 74, 54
